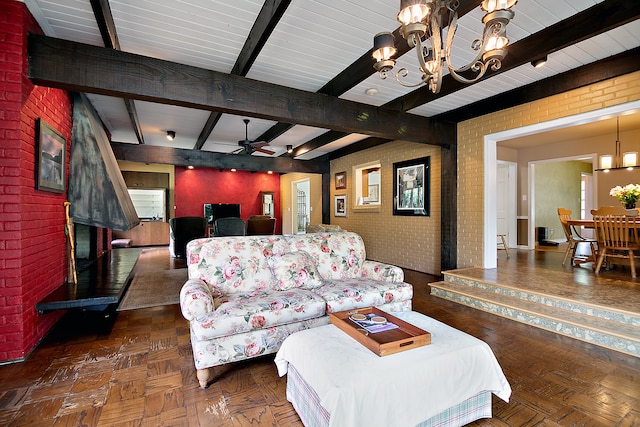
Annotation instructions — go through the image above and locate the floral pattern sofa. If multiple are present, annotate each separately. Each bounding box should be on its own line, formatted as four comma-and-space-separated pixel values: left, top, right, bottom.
179, 231, 413, 388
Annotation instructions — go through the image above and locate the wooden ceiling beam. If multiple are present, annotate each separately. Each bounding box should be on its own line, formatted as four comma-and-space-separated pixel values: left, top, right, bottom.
28, 34, 450, 145
270, 0, 482, 154
288, 130, 348, 158
89, 0, 145, 145
436, 47, 640, 123
110, 142, 327, 174
194, 0, 292, 150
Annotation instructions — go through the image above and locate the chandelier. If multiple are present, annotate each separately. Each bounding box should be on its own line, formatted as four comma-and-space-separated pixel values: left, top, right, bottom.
372, 0, 518, 94
597, 117, 638, 172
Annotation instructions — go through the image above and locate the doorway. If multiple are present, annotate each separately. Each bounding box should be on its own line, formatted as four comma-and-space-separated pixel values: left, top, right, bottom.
291, 179, 310, 234
483, 100, 640, 268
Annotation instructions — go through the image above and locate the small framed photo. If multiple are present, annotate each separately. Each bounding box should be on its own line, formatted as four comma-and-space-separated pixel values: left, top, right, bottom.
36, 118, 66, 193
367, 184, 379, 203
334, 195, 347, 217
335, 171, 346, 190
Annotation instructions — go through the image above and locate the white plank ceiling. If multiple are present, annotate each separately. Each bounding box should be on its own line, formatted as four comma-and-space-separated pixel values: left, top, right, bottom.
24, 0, 640, 159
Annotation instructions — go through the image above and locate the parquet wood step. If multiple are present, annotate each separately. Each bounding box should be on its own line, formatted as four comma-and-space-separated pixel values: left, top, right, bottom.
430, 280, 640, 357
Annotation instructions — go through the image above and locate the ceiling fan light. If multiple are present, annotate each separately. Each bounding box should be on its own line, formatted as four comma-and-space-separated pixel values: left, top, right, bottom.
623, 151, 638, 168
397, 0, 429, 26
166, 130, 175, 141
286, 145, 293, 153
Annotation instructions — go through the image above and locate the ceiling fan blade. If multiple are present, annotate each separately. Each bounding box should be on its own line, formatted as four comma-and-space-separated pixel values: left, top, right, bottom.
255, 147, 275, 155
249, 140, 270, 148
231, 147, 245, 154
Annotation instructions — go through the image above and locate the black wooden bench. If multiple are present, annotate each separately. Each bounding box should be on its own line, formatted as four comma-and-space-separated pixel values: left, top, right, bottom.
36, 248, 143, 314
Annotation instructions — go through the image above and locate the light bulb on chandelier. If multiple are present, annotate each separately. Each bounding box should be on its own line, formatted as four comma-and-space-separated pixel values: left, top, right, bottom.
372, 0, 518, 94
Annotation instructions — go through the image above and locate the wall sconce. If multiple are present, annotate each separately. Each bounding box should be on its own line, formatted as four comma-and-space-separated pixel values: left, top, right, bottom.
186, 165, 194, 170
166, 130, 176, 141
286, 145, 293, 154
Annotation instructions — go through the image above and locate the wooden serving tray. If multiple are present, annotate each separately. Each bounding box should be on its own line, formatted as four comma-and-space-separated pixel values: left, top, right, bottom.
329, 307, 431, 356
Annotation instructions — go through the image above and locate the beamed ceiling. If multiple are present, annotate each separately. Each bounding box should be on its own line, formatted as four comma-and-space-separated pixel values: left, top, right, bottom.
25, 0, 640, 172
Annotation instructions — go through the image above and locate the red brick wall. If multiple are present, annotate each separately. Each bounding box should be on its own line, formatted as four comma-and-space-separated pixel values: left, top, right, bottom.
0, 0, 72, 362
175, 168, 282, 234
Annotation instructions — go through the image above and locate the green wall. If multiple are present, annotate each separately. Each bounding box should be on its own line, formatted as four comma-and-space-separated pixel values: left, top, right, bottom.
534, 161, 592, 242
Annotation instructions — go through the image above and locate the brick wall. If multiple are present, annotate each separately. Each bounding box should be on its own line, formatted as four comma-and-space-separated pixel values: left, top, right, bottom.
0, 0, 73, 362
457, 71, 640, 268
330, 140, 442, 275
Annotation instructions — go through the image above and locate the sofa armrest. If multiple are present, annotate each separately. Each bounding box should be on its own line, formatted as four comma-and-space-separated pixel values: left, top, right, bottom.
180, 278, 215, 321
361, 260, 404, 283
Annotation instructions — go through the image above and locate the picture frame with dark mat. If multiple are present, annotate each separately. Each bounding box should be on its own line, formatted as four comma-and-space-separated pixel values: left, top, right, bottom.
36, 118, 66, 193
393, 156, 430, 216
335, 195, 347, 217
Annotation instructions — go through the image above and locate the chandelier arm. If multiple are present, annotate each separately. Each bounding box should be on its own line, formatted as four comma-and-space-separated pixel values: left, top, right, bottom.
414, 31, 438, 79
394, 68, 429, 87
445, 11, 487, 77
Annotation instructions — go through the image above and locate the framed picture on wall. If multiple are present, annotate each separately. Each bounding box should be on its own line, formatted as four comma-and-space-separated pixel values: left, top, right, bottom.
393, 156, 430, 216
335, 171, 346, 189
36, 118, 66, 193
334, 195, 347, 217
367, 184, 379, 203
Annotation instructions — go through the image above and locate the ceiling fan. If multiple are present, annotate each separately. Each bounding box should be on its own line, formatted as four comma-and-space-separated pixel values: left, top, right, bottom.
234, 119, 275, 155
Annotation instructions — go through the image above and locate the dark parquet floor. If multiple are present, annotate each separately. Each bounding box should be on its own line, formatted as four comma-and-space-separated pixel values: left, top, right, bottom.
0, 247, 638, 426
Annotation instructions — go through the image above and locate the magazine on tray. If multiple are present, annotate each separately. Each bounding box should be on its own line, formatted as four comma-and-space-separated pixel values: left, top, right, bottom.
349, 313, 399, 333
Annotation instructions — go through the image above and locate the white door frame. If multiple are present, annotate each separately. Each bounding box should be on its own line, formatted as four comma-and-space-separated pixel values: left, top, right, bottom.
482, 100, 640, 268
290, 178, 310, 235
497, 160, 517, 249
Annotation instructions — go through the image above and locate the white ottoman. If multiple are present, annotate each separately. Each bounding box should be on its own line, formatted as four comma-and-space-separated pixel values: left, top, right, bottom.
275, 311, 511, 427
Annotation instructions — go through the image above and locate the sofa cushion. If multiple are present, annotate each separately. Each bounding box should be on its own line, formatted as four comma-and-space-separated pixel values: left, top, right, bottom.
313, 277, 414, 313
190, 288, 326, 340
268, 250, 323, 290
187, 236, 288, 296
286, 232, 365, 281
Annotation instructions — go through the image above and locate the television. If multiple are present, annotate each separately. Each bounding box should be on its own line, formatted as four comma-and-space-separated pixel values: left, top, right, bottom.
204, 203, 241, 225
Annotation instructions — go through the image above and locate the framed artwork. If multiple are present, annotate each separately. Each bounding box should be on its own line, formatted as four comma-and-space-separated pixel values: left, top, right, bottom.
335, 171, 346, 189
393, 156, 430, 216
36, 118, 66, 193
367, 184, 379, 203
334, 195, 347, 217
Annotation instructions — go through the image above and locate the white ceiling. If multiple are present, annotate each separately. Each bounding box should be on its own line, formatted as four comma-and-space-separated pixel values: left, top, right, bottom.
24, 0, 640, 159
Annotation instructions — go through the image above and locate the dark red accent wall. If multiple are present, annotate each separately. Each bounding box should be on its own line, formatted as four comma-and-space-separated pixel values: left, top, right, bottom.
0, 0, 74, 362
175, 168, 282, 234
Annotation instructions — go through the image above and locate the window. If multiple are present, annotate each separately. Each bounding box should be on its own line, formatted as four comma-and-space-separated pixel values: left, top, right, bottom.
353, 161, 381, 206
128, 189, 166, 221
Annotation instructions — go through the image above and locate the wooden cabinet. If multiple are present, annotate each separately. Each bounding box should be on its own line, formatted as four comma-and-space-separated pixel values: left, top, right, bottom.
112, 221, 169, 247
122, 171, 169, 188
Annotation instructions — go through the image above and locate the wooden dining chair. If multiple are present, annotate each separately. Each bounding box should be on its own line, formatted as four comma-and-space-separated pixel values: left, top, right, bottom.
590, 206, 640, 278
557, 208, 598, 266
